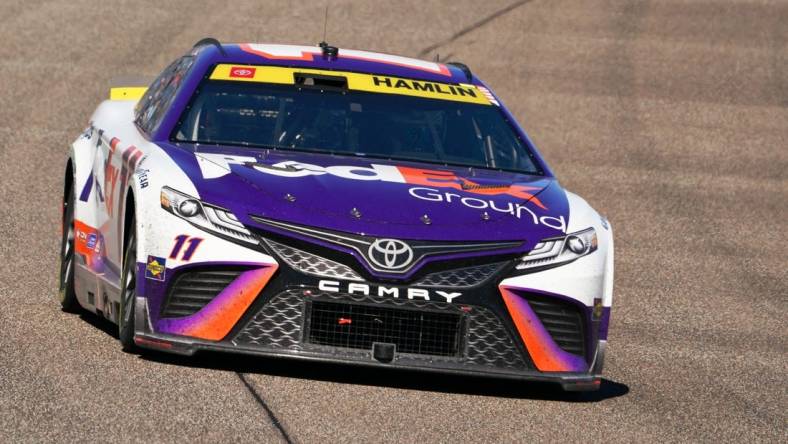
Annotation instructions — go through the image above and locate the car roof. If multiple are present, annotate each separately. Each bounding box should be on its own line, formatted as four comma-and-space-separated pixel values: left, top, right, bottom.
193, 42, 476, 85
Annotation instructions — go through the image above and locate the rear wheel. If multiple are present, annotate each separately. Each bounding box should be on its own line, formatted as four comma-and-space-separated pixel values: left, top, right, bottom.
118, 217, 138, 351
58, 180, 79, 312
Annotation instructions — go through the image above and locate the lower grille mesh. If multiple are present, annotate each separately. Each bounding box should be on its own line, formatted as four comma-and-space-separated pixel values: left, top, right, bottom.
162, 269, 242, 318
232, 289, 530, 370
308, 301, 462, 356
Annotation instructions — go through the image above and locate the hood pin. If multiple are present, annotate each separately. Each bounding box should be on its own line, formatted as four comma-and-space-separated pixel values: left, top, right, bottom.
420, 214, 432, 225
350, 207, 362, 219
284, 193, 296, 202
481, 211, 490, 221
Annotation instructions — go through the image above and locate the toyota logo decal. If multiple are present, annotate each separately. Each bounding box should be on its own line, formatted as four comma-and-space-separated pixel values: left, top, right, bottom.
367, 239, 414, 270
229, 67, 256, 78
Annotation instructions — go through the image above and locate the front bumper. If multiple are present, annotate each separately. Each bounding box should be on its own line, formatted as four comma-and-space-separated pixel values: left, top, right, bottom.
134, 285, 607, 391
134, 219, 611, 392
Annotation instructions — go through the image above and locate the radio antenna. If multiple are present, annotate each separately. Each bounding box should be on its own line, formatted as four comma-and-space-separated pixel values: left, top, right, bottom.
317, 3, 339, 60
322, 5, 329, 43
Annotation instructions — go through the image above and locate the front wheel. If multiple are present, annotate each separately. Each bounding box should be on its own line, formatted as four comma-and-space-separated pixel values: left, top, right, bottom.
118, 217, 138, 351
58, 179, 80, 312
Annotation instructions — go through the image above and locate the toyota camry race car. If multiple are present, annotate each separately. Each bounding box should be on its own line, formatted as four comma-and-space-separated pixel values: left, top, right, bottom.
59, 39, 613, 391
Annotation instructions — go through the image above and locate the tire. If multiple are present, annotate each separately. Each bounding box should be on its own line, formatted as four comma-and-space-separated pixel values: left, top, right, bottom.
58, 179, 80, 312
118, 216, 138, 351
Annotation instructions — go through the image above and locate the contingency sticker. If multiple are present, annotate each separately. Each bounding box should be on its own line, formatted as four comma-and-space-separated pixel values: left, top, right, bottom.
145, 255, 167, 281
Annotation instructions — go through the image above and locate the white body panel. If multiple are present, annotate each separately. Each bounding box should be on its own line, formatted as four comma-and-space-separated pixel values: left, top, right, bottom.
69, 100, 275, 317
500, 191, 614, 308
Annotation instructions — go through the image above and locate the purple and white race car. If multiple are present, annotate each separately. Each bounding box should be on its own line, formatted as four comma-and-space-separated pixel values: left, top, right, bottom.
59, 39, 613, 391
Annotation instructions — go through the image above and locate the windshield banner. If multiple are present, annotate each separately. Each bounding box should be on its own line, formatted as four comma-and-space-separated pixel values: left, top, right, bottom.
209, 64, 492, 105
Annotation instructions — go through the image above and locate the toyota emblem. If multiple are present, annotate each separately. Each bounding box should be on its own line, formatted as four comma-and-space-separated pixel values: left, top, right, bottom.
367, 239, 414, 270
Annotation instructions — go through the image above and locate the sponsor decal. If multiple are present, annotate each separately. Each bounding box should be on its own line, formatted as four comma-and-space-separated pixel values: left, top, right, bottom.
73, 220, 106, 273
318, 280, 462, 303
408, 187, 566, 232
197, 156, 545, 207
91, 135, 143, 222
102, 138, 120, 216
196, 154, 562, 229
135, 168, 150, 189
145, 255, 166, 281
369, 75, 480, 99
229, 66, 256, 78
86, 233, 97, 250
110, 136, 144, 238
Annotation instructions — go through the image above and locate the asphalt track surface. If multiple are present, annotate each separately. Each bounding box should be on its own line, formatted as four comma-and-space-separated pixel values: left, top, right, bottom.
0, 0, 786, 442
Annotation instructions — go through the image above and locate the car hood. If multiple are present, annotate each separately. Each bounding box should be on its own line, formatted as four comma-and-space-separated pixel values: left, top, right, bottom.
163, 143, 570, 244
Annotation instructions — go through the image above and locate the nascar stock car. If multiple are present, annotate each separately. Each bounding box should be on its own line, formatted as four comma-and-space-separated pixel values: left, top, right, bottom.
59, 38, 613, 391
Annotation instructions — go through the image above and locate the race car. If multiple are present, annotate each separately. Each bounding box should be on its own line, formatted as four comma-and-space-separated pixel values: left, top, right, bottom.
58, 38, 613, 391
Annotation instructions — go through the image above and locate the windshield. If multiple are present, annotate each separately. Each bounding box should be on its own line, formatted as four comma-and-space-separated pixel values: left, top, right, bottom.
173, 79, 542, 174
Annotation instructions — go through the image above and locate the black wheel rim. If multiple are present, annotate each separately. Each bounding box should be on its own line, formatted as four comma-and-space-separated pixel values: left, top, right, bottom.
59, 192, 75, 299
121, 239, 136, 329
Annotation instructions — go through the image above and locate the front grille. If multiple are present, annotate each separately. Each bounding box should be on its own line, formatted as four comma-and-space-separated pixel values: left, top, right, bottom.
264, 238, 363, 281
307, 300, 462, 357
161, 269, 242, 318
250, 216, 522, 277
523, 294, 586, 356
232, 289, 530, 370
413, 262, 508, 288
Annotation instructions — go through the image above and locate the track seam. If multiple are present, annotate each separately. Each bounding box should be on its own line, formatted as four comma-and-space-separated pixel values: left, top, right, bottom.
417, 0, 534, 57
236, 372, 294, 444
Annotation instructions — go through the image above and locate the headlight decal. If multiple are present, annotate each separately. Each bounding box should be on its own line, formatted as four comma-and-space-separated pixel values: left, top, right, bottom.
156, 264, 277, 341
161, 187, 257, 244
516, 227, 597, 271
500, 286, 588, 372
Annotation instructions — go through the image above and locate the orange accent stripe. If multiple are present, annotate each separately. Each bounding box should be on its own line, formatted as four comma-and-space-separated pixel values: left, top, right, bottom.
109, 137, 120, 152
501, 288, 573, 372
183, 266, 278, 341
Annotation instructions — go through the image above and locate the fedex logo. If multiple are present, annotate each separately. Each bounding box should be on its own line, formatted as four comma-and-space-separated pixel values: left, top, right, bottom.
195, 154, 547, 209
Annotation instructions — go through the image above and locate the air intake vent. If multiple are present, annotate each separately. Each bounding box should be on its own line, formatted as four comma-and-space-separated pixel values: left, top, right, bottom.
523, 294, 586, 357
162, 269, 243, 318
